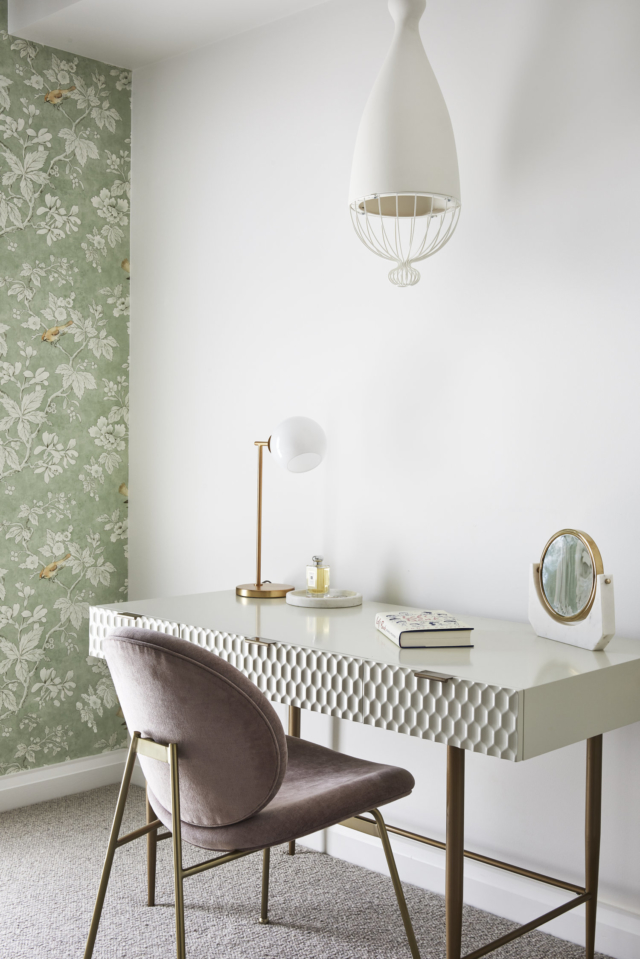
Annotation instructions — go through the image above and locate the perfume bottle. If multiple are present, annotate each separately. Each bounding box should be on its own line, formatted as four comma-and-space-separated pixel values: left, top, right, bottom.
306, 555, 330, 597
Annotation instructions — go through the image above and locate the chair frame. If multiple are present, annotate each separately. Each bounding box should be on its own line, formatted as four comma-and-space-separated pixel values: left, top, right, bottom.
84, 731, 421, 959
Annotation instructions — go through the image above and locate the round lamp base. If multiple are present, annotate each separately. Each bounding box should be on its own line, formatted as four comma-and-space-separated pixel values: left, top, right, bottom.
236, 583, 294, 599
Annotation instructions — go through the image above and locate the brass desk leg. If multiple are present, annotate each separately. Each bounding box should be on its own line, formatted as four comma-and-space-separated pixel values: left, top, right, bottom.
446, 745, 465, 959
146, 786, 158, 907
288, 705, 301, 856
585, 735, 603, 959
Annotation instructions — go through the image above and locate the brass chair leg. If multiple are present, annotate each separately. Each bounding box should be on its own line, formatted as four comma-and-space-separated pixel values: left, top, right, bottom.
370, 808, 421, 959
287, 705, 301, 856
84, 736, 138, 959
585, 735, 602, 959
146, 785, 158, 907
259, 847, 271, 924
170, 743, 186, 959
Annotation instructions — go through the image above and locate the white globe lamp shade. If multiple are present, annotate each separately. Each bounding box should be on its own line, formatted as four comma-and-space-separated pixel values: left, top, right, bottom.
270, 417, 326, 473
349, 0, 460, 287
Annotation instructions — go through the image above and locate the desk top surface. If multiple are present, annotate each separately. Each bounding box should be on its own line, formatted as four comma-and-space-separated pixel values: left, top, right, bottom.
97, 590, 640, 692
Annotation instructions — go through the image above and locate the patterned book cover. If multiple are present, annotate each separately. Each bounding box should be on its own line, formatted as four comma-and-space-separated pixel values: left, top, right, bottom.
375, 610, 473, 647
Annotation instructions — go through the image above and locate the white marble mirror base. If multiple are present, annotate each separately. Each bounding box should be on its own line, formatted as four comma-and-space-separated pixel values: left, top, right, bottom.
528, 565, 615, 651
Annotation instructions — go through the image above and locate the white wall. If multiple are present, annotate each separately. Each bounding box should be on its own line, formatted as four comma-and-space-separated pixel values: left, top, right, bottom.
130, 1, 640, 954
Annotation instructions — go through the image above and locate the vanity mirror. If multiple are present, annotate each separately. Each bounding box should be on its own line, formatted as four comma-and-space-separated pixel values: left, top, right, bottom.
539, 530, 601, 621
529, 529, 615, 650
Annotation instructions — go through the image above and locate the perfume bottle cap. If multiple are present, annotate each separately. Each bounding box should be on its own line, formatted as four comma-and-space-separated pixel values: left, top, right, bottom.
312, 555, 324, 566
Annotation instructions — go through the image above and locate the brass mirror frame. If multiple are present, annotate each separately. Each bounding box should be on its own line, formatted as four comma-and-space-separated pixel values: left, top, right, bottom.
537, 529, 604, 624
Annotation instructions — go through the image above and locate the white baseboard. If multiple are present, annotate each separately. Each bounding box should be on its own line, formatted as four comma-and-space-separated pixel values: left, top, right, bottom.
310, 823, 640, 959
0, 749, 145, 813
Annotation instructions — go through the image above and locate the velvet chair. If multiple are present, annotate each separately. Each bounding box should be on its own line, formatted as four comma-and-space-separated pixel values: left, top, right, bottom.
84, 627, 421, 959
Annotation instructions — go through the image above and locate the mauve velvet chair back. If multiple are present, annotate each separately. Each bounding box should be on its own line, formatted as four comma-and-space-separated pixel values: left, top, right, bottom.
104, 627, 288, 828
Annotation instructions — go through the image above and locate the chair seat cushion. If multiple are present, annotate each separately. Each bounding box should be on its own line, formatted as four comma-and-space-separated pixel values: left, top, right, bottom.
148, 735, 414, 852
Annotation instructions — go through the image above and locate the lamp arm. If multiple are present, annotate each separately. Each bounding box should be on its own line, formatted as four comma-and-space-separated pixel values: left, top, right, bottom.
236, 435, 292, 599
254, 440, 270, 586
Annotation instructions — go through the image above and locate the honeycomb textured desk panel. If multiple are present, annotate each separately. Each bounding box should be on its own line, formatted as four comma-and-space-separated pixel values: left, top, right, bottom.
89, 607, 519, 761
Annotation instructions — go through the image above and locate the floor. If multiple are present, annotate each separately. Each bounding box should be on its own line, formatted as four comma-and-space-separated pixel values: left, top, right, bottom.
0, 784, 612, 958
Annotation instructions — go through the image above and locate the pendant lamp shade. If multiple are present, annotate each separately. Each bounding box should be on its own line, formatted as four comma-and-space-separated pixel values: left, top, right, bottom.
349, 0, 460, 286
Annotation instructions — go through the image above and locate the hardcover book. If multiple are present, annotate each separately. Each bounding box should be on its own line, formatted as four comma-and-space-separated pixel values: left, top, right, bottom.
374, 610, 474, 648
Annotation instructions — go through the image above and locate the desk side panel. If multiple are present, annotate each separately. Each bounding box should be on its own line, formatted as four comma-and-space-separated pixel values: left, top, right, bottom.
522, 659, 640, 760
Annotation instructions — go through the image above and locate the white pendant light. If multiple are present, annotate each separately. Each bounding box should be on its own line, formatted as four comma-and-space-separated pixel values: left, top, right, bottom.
349, 0, 460, 287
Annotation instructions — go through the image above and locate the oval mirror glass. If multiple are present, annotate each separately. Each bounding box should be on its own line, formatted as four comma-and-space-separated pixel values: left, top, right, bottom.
541, 533, 595, 619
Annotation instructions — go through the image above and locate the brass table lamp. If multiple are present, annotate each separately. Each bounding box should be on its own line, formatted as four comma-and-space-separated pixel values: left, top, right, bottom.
236, 417, 326, 598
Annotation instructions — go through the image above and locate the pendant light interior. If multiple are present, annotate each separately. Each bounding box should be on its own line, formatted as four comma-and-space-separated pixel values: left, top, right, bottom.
356, 193, 457, 217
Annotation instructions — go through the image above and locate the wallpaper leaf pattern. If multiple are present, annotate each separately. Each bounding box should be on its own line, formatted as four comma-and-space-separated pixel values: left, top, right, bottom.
0, 14, 130, 775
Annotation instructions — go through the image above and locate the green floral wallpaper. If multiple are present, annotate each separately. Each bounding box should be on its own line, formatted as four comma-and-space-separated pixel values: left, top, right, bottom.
0, 5, 130, 775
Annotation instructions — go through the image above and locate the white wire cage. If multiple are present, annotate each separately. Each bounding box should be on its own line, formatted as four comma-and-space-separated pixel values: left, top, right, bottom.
349, 192, 460, 287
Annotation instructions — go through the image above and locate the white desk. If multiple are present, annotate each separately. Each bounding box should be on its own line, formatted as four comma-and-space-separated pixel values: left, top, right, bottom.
89, 591, 640, 959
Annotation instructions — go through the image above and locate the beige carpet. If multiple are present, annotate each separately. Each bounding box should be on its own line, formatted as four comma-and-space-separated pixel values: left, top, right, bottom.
0, 783, 610, 958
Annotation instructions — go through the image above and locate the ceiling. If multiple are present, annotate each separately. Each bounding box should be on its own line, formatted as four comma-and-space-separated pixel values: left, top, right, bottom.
8, 0, 333, 69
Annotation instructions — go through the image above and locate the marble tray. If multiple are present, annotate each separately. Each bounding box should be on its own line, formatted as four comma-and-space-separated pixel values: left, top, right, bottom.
286, 589, 363, 608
